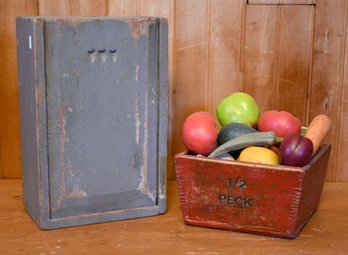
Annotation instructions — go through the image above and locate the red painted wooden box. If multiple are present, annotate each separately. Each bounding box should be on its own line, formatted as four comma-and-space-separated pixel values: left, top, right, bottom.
175, 144, 331, 239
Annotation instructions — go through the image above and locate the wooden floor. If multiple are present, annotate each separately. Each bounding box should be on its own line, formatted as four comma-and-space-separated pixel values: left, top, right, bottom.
1, 180, 347, 255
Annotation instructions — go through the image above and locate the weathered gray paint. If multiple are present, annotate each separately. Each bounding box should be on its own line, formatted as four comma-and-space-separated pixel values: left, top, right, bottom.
16, 16, 168, 229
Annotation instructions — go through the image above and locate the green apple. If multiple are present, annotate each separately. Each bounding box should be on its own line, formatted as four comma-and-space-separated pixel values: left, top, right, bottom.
216, 92, 260, 127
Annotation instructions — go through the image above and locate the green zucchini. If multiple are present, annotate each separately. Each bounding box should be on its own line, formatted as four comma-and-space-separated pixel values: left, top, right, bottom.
208, 131, 276, 158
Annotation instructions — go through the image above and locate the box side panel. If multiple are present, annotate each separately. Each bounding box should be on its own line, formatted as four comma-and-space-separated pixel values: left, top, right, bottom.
154, 18, 168, 213
295, 145, 331, 232
16, 17, 50, 228
48, 205, 161, 229
175, 155, 191, 219
144, 18, 160, 211
175, 155, 304, 238
43, 18, 161, 220
16, 17, 40, 224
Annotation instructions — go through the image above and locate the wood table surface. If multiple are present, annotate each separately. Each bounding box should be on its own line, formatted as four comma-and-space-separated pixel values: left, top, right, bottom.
1, 180, 347, 255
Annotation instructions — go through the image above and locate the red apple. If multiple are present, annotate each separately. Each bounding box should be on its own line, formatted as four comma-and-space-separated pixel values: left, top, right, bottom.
258, 110, 301, 138
279, 133, 313, 167
182, 112, 218, 155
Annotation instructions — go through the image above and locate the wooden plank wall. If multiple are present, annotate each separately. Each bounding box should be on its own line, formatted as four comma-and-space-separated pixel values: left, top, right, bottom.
0, 0, 347, 181
0, 0, 39, 179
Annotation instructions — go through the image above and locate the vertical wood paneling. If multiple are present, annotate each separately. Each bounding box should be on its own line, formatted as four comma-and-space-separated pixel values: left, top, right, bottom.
172, 0, 209, 163
108, 0, 140, 16
38, 0, 70, 15
2, 0, 348, 181
0, 0, 38, 178
209, 0, 244, 114
243, 4, 314, 123
248, 0, 316, 4
69, 0, 108, 16
140, 0, 172, 18
276, 5, 314, 122
243, 5, 279, 111
39, 0, 108, 16
172, 1, 246, 173
340, 26, 348, 181
339, 2, 348, 181
311, 0, 347, 181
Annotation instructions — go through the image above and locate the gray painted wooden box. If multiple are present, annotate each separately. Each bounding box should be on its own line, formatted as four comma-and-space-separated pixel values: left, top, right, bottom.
16, 16, 168, 229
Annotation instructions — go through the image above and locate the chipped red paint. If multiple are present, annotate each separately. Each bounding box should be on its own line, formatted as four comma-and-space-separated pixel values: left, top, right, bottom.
175, 145, 331, 239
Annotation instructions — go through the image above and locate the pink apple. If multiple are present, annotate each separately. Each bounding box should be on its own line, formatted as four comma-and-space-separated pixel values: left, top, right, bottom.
182, 112, 218, 155
258, 110, 301, 138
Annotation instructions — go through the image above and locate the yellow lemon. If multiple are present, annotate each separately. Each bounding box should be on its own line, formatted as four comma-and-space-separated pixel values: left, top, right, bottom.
237, 146, 279, 165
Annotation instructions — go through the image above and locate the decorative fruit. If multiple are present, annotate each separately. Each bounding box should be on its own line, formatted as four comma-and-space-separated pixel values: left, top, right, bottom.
258, 110, 301, 138
216, 92, 260, 127
237, 146, 279, 165
209, 131, 276, 158
214, 152, 235, 161
304, 114, 332, 156
217, 122, 258, 146
182, 111, 218, 155
279, 133, 313, 167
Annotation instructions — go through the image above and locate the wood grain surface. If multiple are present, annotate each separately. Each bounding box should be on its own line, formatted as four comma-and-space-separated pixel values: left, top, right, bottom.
1, 0, 348, 181
243, 4, 314, 122
175, 145, 330, 239
0, 0, 38, 178
310, 0, 348, 181
0, 180, 347, 255
248, 0, 316, 4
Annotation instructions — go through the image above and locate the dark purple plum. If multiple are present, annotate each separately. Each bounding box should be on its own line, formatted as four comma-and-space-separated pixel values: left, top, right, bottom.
279, 133, 314, 167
